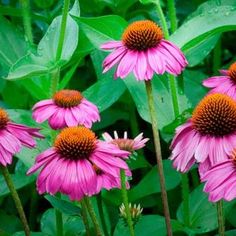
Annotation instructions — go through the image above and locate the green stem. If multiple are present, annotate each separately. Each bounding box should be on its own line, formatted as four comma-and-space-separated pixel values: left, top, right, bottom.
55, 194, 63, 236
50, 68, 60, 96
56, 0, 71, 61
19, 0, 33, 44
156, 1, 190, 229
213, 37, 221, 74
181, 174, 190, 226
155, 1, 170, 39
168, 75, 180, 117
167, 0, 178, 33
97, 194, 109, 236
120, 169, 135, 236
84, 197, 104, 236
0, 166, 30, 236
81, 199, 91, 236
217, 201, 225, 236
145, 81, 172, 236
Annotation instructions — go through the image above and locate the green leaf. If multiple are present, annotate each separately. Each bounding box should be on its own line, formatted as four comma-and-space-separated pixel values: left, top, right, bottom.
114, 215, 183, 236
45, 195, 81, 216
7, 5, 79, 81
129, 160, 181, 201
177, 184, 218, 234
0, 210, 22, 234
40, 209, 84, 236
171, 1, 236, 52
13, 232, 46, 236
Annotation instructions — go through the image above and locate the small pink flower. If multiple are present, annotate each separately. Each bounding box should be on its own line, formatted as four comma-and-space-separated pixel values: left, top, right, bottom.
27, 127, 131, 200
203, 62, 236, 100
0, 108, 43, 166
170, 93, 236, 175
101, 20, 188, 81
32, 89, 100, 130
102, 131, 149, 152
201, 150, 236, 202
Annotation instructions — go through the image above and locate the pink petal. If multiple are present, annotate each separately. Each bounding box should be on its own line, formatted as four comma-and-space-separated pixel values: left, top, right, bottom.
100, 41, 123, 50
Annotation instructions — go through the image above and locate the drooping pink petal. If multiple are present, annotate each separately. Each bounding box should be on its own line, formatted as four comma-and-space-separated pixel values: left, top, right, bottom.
32, 99, 54, 110
203, 76, 229, 88
100, 41, 123, 50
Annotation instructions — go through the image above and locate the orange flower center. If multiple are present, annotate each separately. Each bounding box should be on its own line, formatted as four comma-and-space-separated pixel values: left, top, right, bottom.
192, 94, 236, 137
54, 127, 96, 160
112, 139, 134, 152
122, 20, 163, 51
228, 62, 236, 82
53, 90, 83, 108
0, 109, 9, 129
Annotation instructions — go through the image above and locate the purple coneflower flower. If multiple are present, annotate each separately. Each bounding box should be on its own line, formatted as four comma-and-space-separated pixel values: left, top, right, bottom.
101, 20, 188, 81
201, 148, 236, 202
0, 108, 43, 166
170, 93, 236, 175
27, 127, 131, 200
102, 131, 149, 152
32, 89, 100, 130
203, 62, 236, 100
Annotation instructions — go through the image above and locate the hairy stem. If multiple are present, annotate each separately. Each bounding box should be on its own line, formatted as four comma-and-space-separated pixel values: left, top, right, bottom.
97, 194, 109, 236
84, 197, 104, 236
167, 0, 178, 33
145, 81, 172, 236
217, 201, 225, 236
120, 169, 135, 236
0, 166, 30, 236
56, 0, 71, 61
81, 199, 91, 236
19, 0, 33, 44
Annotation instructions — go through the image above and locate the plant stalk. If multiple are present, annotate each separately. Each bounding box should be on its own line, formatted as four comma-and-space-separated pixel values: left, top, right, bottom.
120, 169, 135, 236
81, 199, 91, 236
0, 166, 30, 236
217, 201, 225, 236
156, 1, 190, 228
145, 80, 172, 236
167, 0, 178, 33
56, 0, 71, 61
19, 0, 33, 44
97, 194, 109, 236
84, 197, 104, 236
55, 193, 63, 236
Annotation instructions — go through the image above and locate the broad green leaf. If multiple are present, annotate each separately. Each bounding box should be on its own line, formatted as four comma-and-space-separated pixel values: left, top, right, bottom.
13, 232, 46, 236
129, 160, 181, 201
171, 2, 236, 52
0, 210, 21, 234
177, 184, 217, 234
7, 2, 79, 81
40, 209, 85, 236
114, 215, 183, 236
45, 195, 81, 216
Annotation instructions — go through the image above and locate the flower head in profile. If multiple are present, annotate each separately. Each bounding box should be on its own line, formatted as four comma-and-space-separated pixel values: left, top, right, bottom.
201, 148, 236, 202
101, 20, 188, 81
27, 126, 131, 200
0, 108, 43, 166
102, 131, 149, 152
170, 93, 236, 175
203, 62, 236, 100
32, 89, 100, 130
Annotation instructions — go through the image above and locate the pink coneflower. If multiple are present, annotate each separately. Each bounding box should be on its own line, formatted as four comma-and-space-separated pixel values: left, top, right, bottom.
201, 149, 236, 202
170, 93, 236, 175
203, 62, 236, 100
101, 20, 188, 81
102, 131, 149, 152
27, 127, 131, 200
32, 89, 100, 130
0, 108, 43, 166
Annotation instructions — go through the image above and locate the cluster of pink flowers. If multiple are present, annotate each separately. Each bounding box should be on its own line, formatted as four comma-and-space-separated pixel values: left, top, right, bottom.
170, 61, 236, 202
